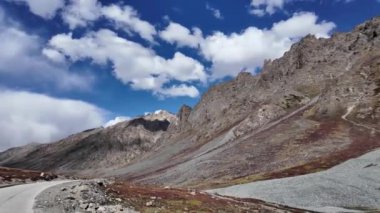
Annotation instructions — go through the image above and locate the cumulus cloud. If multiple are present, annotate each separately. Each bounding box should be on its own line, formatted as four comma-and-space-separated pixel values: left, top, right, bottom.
156, 84, 200, 98
0, 90, 106, 151
42, 48, 66, 63
160, 12, 335, 79
62, 0, 102, 29
202, 12, 335, 78
61, 0, 157, 42
103, 116, 131, 128
206, 3, 223, 20
101, 4, 157, 42
159, 22, 203, 48
44, 29, 207, 97
249, 0, 286, 16
7, 0, 64, 18
271, 12, 336, 39
0, 8, 94, 90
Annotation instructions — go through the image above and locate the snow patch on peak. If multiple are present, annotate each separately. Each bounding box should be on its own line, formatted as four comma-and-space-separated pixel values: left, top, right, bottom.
154, 109, 164, 114
144, 110, 178, 124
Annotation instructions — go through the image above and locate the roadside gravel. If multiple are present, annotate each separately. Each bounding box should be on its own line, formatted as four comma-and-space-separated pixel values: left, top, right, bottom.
34, 180, 138, 213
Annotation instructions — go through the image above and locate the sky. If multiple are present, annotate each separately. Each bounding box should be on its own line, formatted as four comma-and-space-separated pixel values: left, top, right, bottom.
0, 0, 379, 150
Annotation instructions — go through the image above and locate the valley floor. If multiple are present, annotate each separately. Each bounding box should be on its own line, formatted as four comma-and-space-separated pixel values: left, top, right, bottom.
208, 149, 380, 213
1, 150, 380, 212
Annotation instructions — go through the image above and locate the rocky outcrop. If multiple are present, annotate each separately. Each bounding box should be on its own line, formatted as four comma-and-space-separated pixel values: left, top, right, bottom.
127, 118, 170, 132
177, 105, 192, 130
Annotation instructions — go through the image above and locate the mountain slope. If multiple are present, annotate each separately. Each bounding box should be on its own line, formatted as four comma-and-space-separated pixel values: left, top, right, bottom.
104, 16, 380, 187
1, 17, 379, 187
208, 148, 380, 212
0, 111, 177, 176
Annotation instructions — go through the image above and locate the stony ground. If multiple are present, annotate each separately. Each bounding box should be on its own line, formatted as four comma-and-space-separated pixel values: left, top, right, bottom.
208, 149, 380, 213
34, 180, 137, 213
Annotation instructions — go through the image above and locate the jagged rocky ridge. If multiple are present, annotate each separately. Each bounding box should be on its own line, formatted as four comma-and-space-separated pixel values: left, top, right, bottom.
1, 17, 380, 187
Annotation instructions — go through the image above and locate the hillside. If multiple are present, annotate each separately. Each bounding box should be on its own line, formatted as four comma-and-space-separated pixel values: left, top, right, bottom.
0, 110, 177, 176
1, 16, 379, 188
101, 16, 380, 188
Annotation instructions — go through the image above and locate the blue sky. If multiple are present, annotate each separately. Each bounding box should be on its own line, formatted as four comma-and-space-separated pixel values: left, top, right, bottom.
0, 0, 379, 149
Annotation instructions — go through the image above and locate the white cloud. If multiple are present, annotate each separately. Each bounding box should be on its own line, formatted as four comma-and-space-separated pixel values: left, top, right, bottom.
0, 90, 106, 151
62, 0, 102, 29
157, 84, 200, 98
102, 4, 157, 42
272, 12, 336, 39
61, 0, 157, 42
200, 27, 287, 78
159, 22, 203, 48
45, 29, 207, 97
7, 0, 64, 19
0, 9, 94, 90
201, 12, 335, 78
249, 0, 286, 16
206, 3, 223, 20
42, 48, 66, 63
161, 12, 335, 79
103, 116, 131, 128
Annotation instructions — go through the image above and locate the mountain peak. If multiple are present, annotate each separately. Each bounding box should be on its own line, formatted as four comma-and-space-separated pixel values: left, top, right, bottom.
143, 110, 177, 123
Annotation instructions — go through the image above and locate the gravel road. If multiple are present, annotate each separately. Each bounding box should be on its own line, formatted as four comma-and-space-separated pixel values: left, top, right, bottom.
0, 180, 71, 213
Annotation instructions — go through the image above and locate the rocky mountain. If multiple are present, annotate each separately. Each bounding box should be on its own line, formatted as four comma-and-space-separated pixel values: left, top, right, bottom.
104, 16, 380, 187
0, 110, 177, 176
1, 17, 379, 187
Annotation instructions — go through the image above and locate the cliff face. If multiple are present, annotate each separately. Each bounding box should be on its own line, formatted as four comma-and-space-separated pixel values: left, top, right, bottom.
1, 17, 379, 186
183, 17, 380, 142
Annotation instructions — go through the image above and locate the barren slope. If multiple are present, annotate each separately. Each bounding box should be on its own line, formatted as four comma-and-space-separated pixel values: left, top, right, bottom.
105, 16, 380, 188
0, 111, 176, 176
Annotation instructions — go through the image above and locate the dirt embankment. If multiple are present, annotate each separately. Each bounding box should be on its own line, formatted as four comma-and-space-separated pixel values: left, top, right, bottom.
0, 167, 58, 186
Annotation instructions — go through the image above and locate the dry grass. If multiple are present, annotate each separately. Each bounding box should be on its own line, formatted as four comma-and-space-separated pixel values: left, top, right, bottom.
104, 182, 307, 213
0, 167, 57, 183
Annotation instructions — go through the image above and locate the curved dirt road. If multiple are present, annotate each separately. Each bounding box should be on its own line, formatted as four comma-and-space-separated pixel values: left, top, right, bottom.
0, 181, 71, 213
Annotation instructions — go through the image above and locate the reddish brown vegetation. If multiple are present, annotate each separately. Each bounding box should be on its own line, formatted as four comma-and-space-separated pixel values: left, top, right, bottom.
222, 119, 380, 187
105, 182, 307, 212
0, 167, 57, 183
